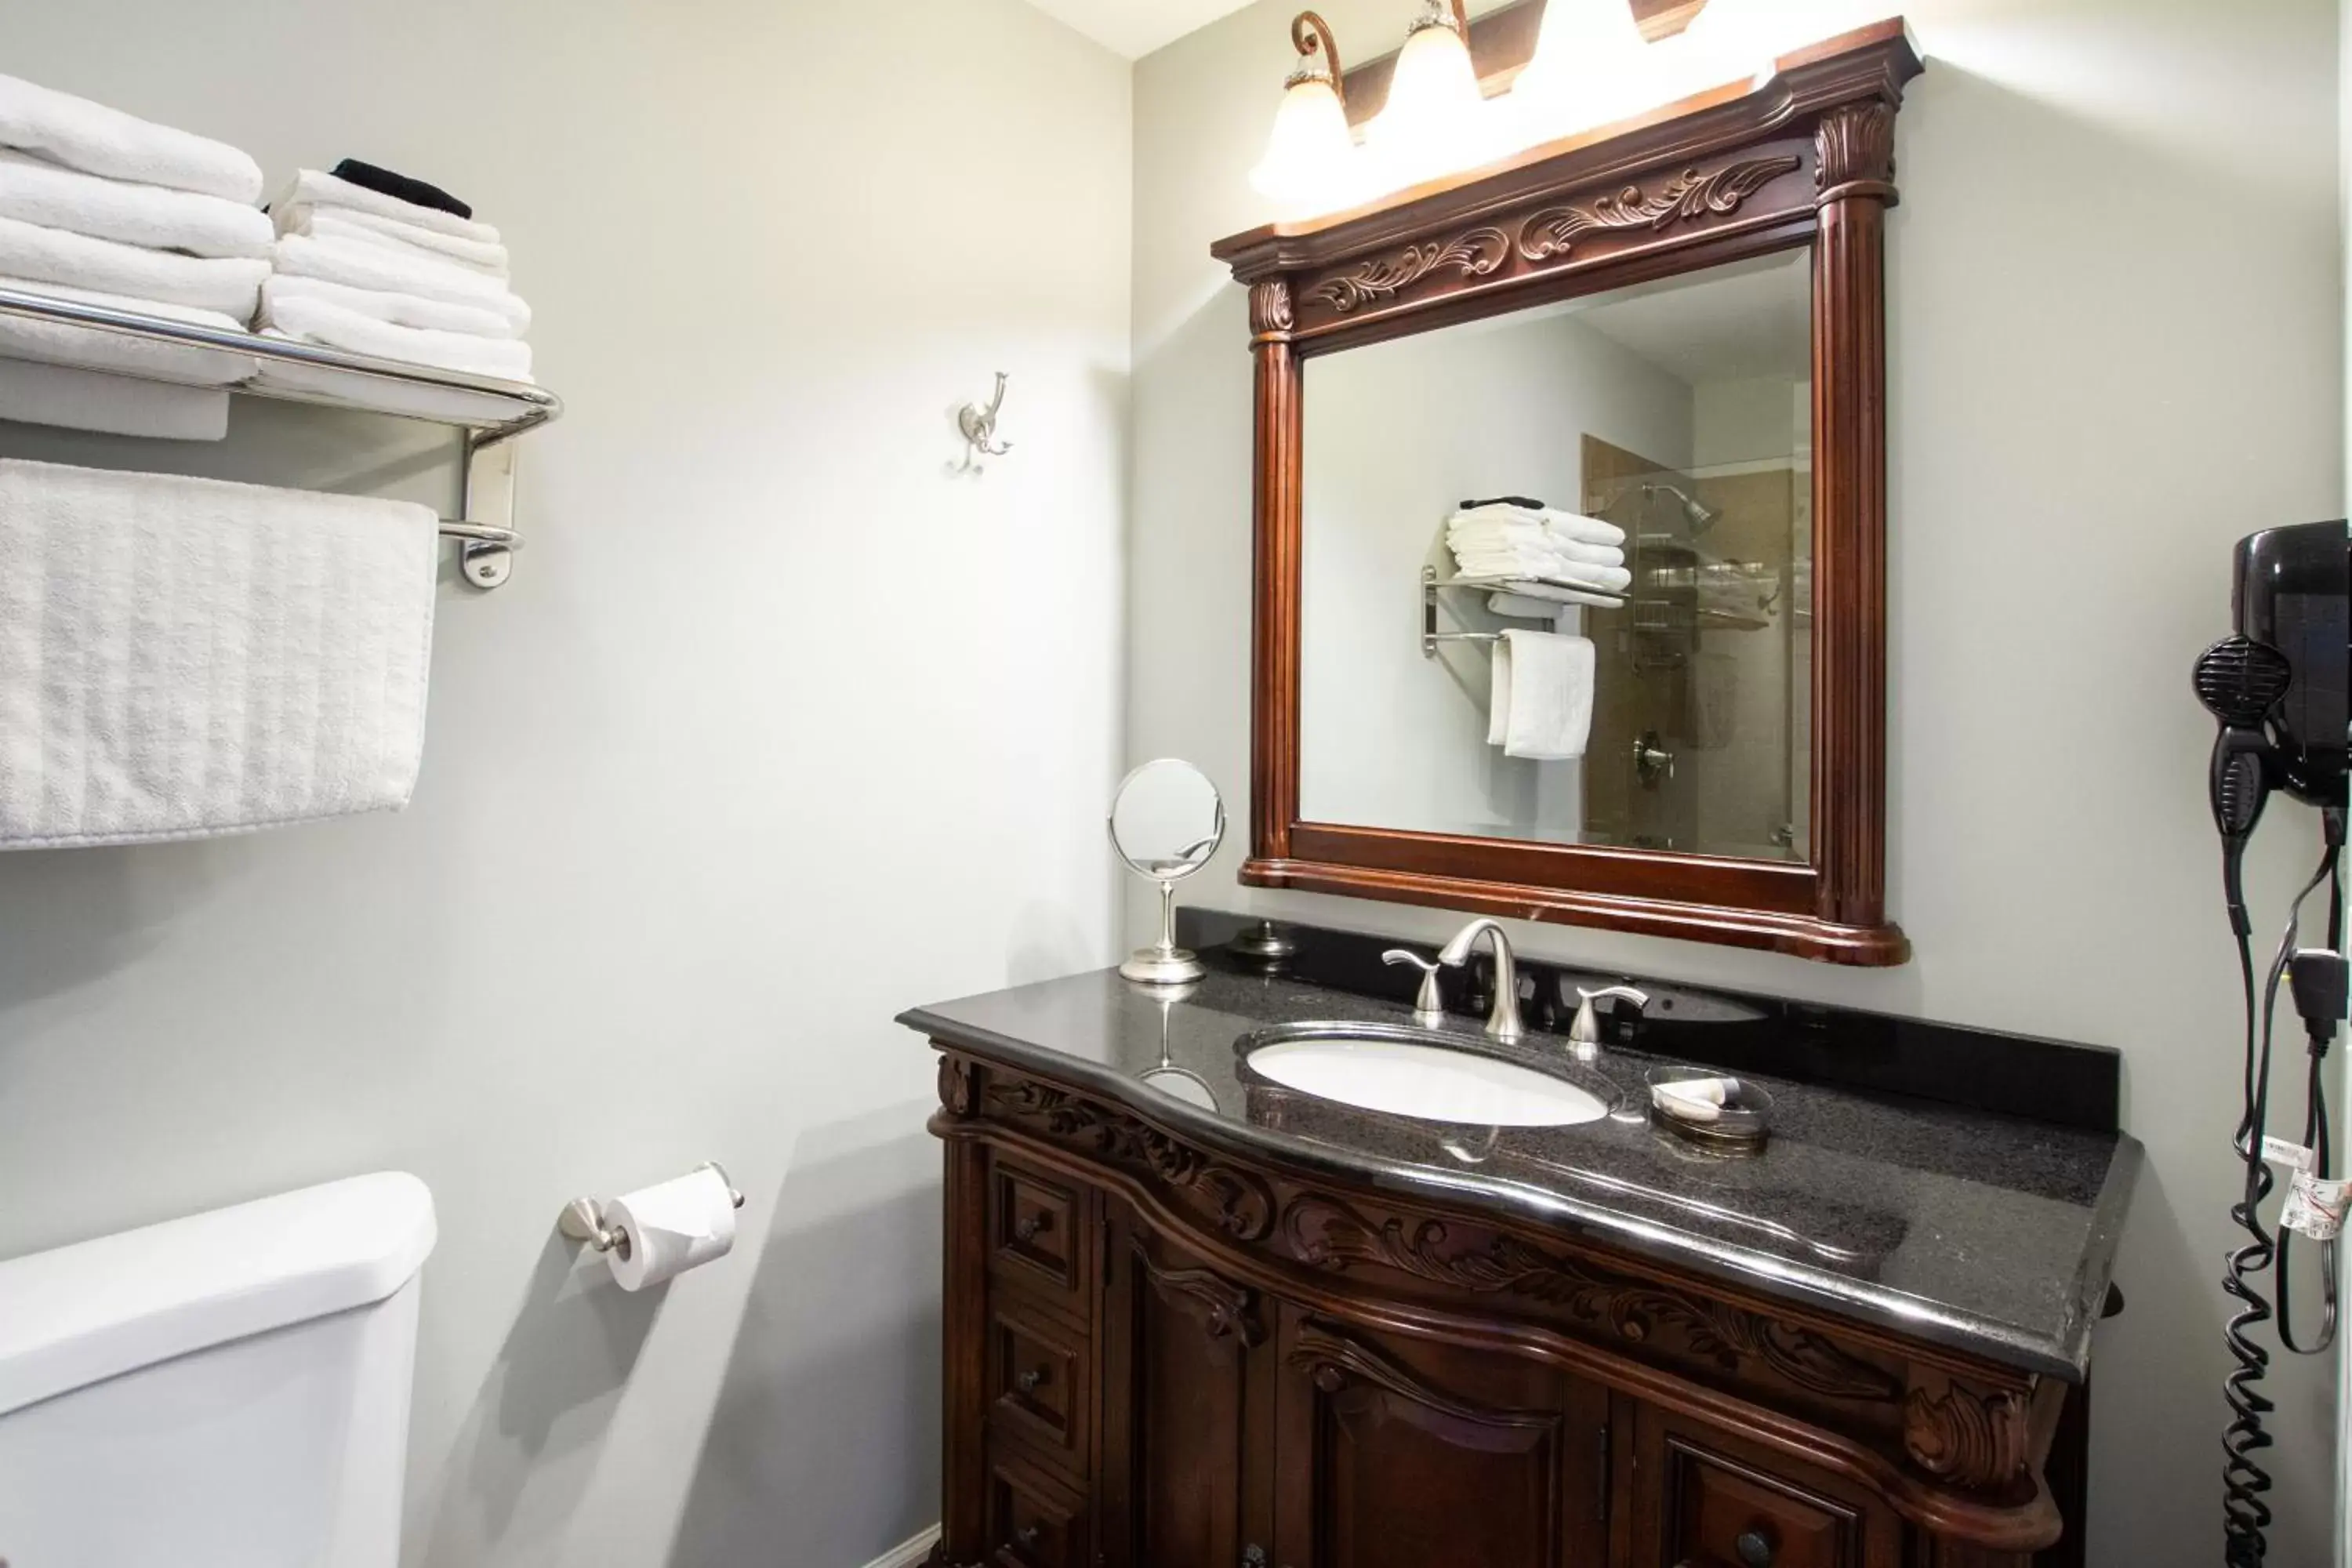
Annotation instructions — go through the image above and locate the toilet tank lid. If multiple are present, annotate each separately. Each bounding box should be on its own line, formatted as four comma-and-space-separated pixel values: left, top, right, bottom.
0, 1172, 437, 1417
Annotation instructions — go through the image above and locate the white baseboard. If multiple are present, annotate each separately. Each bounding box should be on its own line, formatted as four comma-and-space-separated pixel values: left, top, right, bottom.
861, 1524, 941, 1568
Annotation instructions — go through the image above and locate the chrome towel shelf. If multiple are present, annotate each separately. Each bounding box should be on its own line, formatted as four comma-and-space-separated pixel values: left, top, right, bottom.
1421, 564, 1625, 656
0, 285, 563, 590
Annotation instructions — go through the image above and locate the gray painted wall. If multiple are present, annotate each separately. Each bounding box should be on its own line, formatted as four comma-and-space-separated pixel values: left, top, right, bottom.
1127, 1, 2345, 1563
0, 3, 1131, 1565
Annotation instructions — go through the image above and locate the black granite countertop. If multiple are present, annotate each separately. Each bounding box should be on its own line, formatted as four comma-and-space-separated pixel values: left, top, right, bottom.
899, 964, 2141, 1381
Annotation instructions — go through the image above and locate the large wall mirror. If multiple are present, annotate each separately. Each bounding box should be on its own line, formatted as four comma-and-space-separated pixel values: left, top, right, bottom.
1215, 22, 1920, 964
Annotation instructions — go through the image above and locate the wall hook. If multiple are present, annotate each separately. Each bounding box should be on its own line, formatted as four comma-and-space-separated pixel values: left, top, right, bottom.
956, 372, 1014, 470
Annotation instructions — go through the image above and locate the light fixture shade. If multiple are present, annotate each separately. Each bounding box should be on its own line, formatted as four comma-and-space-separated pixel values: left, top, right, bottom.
1367, 6, 1492, 189
1510, 0, 1651, 140
1250, 73, 1359, 212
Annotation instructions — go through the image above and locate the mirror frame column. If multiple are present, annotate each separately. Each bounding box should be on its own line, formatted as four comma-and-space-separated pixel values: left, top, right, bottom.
1249, 277, 1304, 869
1810, 101, 1900, 935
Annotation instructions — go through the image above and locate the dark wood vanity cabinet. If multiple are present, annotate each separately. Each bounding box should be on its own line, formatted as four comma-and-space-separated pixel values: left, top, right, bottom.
932, 1051, 2083, 1568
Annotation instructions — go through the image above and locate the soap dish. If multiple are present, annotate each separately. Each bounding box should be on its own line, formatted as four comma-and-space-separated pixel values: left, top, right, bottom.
1646, 1065, 1773, 1153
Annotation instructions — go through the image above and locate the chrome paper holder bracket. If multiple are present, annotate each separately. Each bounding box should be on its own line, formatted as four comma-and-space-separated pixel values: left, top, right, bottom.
558, 1160, 747, 1259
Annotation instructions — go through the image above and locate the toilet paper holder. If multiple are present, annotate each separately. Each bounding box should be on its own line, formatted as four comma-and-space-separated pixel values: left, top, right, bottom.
559, 1161, 745, 1259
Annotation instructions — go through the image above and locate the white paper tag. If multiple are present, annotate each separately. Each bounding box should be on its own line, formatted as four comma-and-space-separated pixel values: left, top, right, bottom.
2281, 1171, 2350, 1242
2263, 1136, 2317, 1173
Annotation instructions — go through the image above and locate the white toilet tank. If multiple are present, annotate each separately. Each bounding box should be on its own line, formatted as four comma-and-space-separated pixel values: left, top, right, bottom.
0, 1172, 437, 1568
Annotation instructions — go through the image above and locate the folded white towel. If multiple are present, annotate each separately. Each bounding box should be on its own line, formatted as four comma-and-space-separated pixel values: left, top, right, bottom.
1485, 583, 1618, 612
249, 354, 529, 426
1450, 547, 1633, 595
275, 204, 509, 276
273, 169, 500, 245
0, 149, 270, 260
260, 289, 532, 381
1486, 592, 1564, 620
0, 459, 437, 848
1485, 630, 1595, 761
1448, 521, 1624, 569
0, 359, 229, 439
0, 212, 265, 318
0, 74, 263, 204
1454, 501, 1626, 548
0, 276, 254, 385
261, 273, 520, 340
1542, 508, 1626, 548
270, 234, 530, 334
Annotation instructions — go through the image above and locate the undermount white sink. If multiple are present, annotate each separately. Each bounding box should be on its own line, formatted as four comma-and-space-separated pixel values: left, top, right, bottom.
1244, 1025, 1612, 1129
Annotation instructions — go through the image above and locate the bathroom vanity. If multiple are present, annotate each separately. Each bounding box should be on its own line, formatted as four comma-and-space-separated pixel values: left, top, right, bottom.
906, 923, 2136, 1568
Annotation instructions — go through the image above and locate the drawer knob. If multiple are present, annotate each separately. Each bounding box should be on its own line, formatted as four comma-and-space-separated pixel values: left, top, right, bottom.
1016, 1367, 1047, 1394
1016, 1523, 1042, 1549
1242, 1549, 1269, 1568
1014, 1213, 1051, 1242
1736, 1527, 1777, 1567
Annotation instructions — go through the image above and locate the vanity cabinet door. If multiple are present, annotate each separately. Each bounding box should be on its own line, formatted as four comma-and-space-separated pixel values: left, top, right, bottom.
1098, 1205, 1272, 1568
1269, 1304, 1612, 1568
1626, 1402, 1900, 1568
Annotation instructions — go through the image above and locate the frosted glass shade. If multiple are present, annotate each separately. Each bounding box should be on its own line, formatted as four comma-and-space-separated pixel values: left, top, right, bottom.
1510, 0, 1651, 140
1367, 13, 1491, 189
1250, 74, 1358, 212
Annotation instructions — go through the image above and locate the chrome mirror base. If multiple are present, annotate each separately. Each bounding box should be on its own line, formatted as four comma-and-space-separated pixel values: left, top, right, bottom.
1121, 946, 1207, 986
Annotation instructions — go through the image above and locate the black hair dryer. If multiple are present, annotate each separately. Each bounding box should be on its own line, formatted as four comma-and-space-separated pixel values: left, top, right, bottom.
2193, 518, 2348, 1568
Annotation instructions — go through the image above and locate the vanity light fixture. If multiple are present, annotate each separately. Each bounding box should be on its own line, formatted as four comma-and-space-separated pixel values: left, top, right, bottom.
1366, 0, 1492, 191
1250, 11, 1359, 212
1510, 0, 1651, 141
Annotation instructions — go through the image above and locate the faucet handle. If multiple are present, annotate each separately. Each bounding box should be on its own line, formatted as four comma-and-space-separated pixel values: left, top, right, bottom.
1567, 984, 1650, 1061
1383, 949, 1446, 1025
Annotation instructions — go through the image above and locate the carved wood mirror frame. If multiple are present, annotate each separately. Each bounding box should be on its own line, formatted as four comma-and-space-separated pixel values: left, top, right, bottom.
1212, 20, 1922, 966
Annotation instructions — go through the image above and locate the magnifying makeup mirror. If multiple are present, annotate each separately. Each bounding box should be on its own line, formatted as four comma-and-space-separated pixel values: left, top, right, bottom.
1109, 758, 1226, 985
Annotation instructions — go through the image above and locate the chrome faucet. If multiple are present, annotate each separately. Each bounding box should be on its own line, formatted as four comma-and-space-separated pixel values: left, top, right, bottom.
1437, 918, 1522, 1043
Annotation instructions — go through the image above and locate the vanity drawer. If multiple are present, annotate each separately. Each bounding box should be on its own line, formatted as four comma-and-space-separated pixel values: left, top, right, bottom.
1659, 1432, 1863, 1568
989, 1157, 1090, 1317
983, 1441, 1091, 1568
986, 1292, 1090, 1466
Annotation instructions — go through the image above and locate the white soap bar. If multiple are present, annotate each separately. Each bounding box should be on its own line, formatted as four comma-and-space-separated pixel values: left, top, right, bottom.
1653, 1083, 1724, 1123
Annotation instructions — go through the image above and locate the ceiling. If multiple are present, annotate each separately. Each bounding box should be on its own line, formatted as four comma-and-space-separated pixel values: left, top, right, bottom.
1019, 0, 1259, 59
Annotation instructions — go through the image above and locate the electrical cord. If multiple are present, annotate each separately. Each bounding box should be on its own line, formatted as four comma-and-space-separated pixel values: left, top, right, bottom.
2221, 811, 2346, 1568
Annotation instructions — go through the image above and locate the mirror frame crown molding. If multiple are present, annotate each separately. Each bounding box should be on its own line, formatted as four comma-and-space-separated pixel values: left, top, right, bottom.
1210, 20, 1923, 967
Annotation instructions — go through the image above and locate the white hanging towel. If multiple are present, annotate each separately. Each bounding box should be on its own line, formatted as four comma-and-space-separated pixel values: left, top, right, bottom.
1486, 629, 1595, 761
0, 73, 263, 204
0, 459, 437, 848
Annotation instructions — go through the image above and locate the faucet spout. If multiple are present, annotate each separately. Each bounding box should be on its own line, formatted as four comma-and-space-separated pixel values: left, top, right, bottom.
1437, 918, 1522, 1043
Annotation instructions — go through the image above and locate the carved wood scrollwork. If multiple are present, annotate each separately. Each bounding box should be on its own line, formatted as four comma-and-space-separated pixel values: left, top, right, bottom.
1250, 278, 1294, 336
1815, 101, 1898, 205
1284, 1196, 1903, 1404
985, 1079, 1276, 1241
937, 1054, 976, 1119
1904, 1376, 2032, 1492
1290, 1319, 1558, 1451
1518, 154, 1802, 261
1138, 1251, 1266, 1346
1309, 227, 1509, 314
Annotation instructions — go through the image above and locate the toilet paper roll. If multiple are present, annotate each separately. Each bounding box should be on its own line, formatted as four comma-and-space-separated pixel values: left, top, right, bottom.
604, 1166, 739, 1291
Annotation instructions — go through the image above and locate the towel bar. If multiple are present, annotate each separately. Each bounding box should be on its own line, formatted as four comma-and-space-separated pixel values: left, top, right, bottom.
1422, 564, 1624, 657
0, 285, 559, 590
